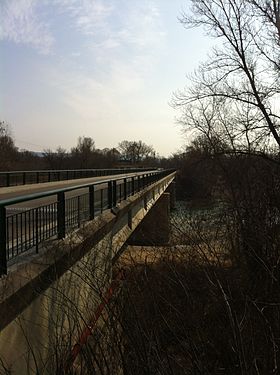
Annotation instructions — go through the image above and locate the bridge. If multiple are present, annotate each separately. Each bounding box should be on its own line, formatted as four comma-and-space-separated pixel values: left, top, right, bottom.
0, 168, 153, 187
0, 168, 176, 374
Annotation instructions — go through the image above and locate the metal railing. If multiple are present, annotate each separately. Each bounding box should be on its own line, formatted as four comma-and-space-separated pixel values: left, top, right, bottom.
0, 169, 175, 276
0, 168, 157, 187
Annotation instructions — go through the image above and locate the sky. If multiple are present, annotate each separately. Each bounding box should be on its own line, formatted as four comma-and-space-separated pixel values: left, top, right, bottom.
0, 0, 213, 157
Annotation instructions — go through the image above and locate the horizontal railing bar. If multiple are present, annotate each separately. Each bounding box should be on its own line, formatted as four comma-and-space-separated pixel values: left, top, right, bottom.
0, 168, 158, 175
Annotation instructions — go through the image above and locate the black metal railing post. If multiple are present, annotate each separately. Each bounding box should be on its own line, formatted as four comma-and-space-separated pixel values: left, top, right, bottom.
131, 177, 135, 195
112, 181, 117, 207
147, 173, 150, 185
101, 189, 104, 213
77, 196, 81, 227
35, 208, 39, 253
0, 206, 7, 275
138, 175, 141, 192
108, 181, 113, 209
143, 174, 146, 188
89, 185, 95, 220
57, 192, 66, 239
124, 178, 127, 200
6, 173, 10, 187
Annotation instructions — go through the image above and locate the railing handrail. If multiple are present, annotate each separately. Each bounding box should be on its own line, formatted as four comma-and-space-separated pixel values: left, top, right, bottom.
0, 170, 161, 207
0, 167, 162, 188
0, 167, 158, 175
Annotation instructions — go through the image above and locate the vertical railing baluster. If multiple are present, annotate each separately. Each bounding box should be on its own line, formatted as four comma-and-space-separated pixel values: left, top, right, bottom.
6, 217, 10, 259
0, 206, 7, 276
119, 183, 122, 203
108, 181, 113, 208
35, 208, 39, 253
57, 192, 66, 239
42, 206, 45, 240
112, 181, 117, 207
89, 185, 95, 220
77, 196, 81, 228
11, 216, 14, 258
16, 214, 19, 255
124, 178, 127, 200
132, 177, 135, 195
53, 203, 55, 235
28, 211, 31, 248
24, 211, 27, 250
19, 213, 24, 253
101, 189, 103, 213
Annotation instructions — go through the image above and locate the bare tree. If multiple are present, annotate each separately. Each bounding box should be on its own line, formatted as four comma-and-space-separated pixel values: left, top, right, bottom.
43, 147, 68, 169
172, 1, 280, 293
173, 0, 280, 151
0, 121, 18, 170
118, 140, 155, 164
71, 137, 95, 168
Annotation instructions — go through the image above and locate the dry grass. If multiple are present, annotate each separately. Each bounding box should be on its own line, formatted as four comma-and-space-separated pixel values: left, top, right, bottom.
65, 201, 280, 375
111, 207, 280, 375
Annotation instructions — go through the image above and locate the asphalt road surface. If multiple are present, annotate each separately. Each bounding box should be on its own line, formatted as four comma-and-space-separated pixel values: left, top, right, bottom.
0, 171, 150, 214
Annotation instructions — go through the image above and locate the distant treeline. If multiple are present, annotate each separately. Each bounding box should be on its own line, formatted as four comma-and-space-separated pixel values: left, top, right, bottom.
0, 121, 167, 171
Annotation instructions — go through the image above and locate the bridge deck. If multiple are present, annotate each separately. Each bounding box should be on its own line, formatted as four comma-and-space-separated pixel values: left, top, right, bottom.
0, 171, 152, 201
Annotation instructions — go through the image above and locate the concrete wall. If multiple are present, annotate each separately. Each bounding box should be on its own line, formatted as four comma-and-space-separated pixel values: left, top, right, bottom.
0, 232, 113, 374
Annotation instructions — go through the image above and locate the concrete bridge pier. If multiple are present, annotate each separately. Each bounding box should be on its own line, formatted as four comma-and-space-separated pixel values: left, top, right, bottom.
128, 192, 171, 246
167, 181, 176, 210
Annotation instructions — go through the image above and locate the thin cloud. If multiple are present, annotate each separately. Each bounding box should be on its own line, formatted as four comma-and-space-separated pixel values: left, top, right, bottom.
83, 0, 166, 78
0, 0, 54, 54
53, 0, 165, 52
50, 0, 167, 114
0, 0, 165, 57
117, 1, 166, 49
53, 0, 114, 36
